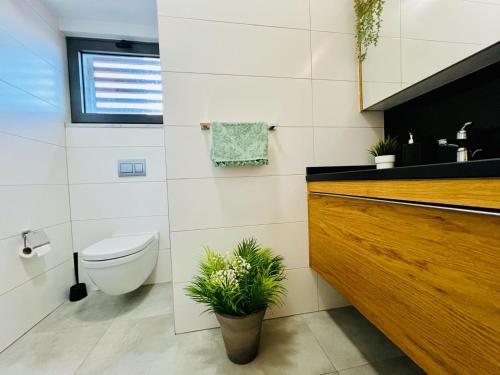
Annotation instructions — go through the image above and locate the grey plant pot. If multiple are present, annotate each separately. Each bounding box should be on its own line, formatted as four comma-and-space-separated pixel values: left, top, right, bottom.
215, 308, 267, 364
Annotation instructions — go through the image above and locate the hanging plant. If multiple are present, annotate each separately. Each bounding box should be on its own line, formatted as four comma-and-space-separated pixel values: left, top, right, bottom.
354, 0, 385, 62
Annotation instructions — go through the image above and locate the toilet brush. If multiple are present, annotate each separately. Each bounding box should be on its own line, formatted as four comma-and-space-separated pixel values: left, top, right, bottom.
69, 252, 88, 302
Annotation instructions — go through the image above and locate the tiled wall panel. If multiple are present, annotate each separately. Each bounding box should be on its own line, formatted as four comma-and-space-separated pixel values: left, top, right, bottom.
158, 0, 384, 333
0, 0, 72, 351
66, 127, 171, 288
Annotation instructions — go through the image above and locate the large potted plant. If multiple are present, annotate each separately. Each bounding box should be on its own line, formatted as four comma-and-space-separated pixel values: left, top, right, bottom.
369, 136, 398, 169
185, 238, 286, 364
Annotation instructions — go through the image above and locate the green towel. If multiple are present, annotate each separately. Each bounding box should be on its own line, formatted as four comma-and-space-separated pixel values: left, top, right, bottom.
211, 122, 269, 167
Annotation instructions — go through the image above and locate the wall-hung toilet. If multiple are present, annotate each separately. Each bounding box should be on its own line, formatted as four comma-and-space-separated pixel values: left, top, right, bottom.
81, 233, 159, 295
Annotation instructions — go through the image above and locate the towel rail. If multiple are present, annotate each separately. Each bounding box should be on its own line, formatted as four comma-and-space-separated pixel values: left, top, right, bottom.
200, 122, 277, 131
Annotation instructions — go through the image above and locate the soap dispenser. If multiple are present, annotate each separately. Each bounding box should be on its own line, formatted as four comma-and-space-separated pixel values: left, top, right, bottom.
402, 132, 421, 166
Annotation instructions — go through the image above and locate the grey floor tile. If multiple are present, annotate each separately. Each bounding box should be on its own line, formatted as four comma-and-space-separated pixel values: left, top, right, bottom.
75, 314, 175, 375
339, 357, 426, 375
150, 315, 335, 375
33, 290, 127, 332
114, 283, 173, 321
3, 286, 422, 375
0, 324, 108, 375
303, 307, 403, 371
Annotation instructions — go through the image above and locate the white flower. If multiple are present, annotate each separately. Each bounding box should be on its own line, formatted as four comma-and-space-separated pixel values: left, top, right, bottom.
209, 254, 251, 289
210, 268, 238, 288
230, 255, 251, 277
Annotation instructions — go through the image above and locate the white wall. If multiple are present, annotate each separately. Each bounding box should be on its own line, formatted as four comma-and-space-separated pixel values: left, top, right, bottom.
363, 0, 500, 108
157, 0, 385, 333
45, 0, 159, 41
0, 0, 73, 351
66, 126, 172, 288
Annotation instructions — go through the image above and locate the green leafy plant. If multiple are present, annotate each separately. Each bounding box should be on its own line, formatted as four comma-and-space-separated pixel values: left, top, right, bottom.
185, 238, 286, 316
354, 0, 385, 62
369, 135, 398, 157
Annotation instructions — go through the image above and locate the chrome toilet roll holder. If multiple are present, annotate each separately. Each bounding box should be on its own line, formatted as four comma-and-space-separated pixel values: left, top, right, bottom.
21, 230, 50, 257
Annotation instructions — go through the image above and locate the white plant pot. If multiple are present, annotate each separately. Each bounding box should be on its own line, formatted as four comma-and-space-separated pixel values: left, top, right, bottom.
375, 155, 395, 169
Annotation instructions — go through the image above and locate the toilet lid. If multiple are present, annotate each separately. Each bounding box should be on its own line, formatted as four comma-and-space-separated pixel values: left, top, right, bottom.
82, 233, 156, 261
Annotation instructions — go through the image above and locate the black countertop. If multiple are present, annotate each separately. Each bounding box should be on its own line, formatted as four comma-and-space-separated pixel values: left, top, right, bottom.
306, 158, 500, 182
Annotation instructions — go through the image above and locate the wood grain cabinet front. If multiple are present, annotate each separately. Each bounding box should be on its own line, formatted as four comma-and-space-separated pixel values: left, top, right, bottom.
308, 193, 500, 375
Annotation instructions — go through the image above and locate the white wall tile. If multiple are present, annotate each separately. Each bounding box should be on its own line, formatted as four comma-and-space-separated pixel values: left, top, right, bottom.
71, 215, 170, 252
173, 282, 218, 333
0, 31, 65, 107
310, 0, 355, 34
66, 127, 165, 148
170, 222, 309, 283
163, 72, 312, 127
146, 250, 172, 284
70, 182, 168, 221
165, 126, 313, 179
159, 17, 311, 78
313, 80, 383, 127
464, 0, 500, 4
57, 17, 159, 42
168, 175, 307, 231
362, 82, 403, 109
363, 37, 401, 83
0, 82, 66, 146
311, 31, 357, 80
24, 0, 60, 29
67, 147, 166, 184
314, 127, 383, 166
0, 134, 67, 185
378, 0, 401, 38
311, 0, 400, 37
402, 0, 500, 45
0, 185, 70, 240
0, 0, 65, 71
0, 260, 72, 352
266, 268, 318, 319
401, 38, 484, 84
0, 222, 72, 296
157, 0, 310, 29
317, 274, 350, 310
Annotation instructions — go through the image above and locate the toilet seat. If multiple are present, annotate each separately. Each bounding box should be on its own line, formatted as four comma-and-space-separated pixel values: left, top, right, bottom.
81, 247, 152, 268
82, 233, 156, 262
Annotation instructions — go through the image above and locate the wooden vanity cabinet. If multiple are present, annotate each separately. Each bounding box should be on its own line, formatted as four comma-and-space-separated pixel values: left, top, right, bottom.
308, 179, 500, 374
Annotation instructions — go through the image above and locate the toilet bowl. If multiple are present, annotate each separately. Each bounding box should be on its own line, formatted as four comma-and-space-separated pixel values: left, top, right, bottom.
81, 232, 159, 295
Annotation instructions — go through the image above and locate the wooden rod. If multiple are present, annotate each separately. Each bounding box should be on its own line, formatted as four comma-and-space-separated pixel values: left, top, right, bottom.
358, 59, 364, 112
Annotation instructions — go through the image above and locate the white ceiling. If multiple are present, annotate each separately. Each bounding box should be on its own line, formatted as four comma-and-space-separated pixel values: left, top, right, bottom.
42, 0, 158, 40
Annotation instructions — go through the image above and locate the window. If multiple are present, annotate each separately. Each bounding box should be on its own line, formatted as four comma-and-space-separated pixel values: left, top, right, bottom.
67, 38, 163, 124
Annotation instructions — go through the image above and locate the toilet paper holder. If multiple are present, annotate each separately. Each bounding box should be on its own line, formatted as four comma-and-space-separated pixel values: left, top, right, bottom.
21, 230, 50, 257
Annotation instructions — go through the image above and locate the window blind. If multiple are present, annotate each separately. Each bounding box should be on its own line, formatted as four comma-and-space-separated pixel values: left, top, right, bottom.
81, 53, 163, 115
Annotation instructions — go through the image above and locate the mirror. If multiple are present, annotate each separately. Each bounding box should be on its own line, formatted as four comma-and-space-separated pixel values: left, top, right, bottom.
361, 0, 500, 109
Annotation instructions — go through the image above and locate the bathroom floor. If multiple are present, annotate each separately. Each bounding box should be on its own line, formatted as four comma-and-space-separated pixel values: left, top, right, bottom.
0, 283, 424, 375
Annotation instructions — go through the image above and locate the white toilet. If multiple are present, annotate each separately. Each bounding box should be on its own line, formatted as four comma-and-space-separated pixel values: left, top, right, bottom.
81, 232, 159, 295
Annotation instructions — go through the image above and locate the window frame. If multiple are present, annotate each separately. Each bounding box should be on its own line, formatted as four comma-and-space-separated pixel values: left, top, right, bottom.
66, 37, 163, 124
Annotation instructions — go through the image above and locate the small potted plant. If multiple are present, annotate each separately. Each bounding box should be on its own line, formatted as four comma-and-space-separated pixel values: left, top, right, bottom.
369, 136, 398, 169
185, 238, 286, 364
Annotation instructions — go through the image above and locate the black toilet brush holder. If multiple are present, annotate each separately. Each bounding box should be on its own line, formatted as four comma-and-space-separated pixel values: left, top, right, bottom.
69, 252, 87, 302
